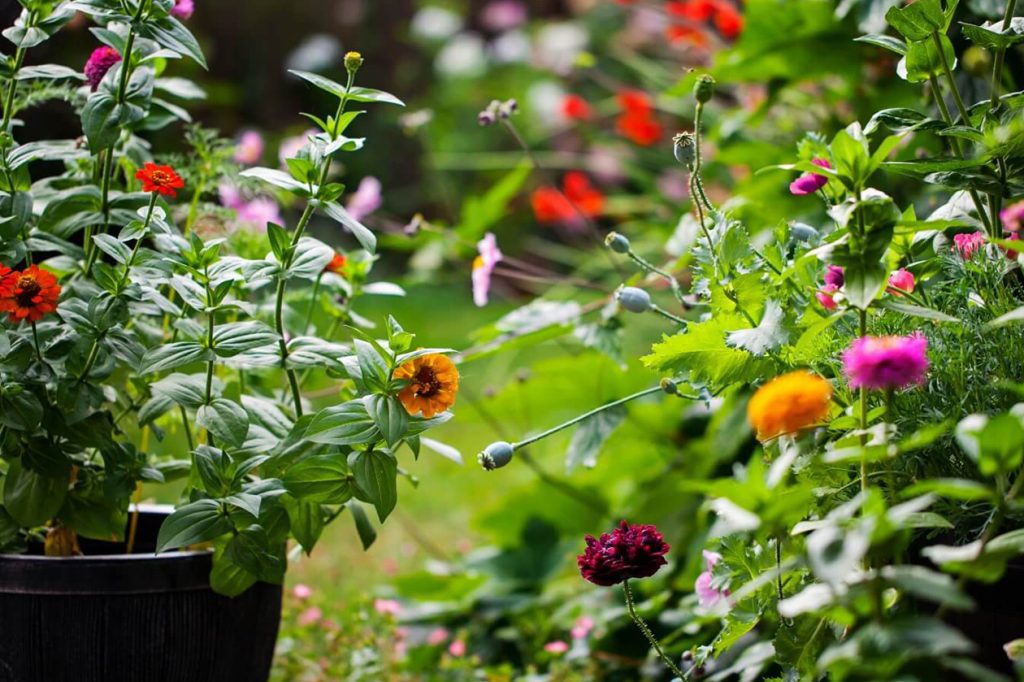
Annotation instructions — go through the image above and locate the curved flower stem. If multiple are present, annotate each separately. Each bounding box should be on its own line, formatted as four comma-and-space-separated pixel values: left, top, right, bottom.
858, 308, 869, 496
117, 192, 158, 291
512, 385, 665, 452
650, 304, 687, 327
624, 248, 686, 306
302, 272, 323, 332
931, 32, 972, 124
203, 272, 217, 447
990, 0, 1018, 110
30, 322, 43, 363
623, 580, 685, 679
179, 405, 195, 451
691, 102, 715, 213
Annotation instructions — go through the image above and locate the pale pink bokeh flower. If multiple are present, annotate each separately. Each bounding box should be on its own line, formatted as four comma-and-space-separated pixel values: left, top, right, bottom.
694, 550, 729, 609
346, 176, 382, 222
544, 640, 570, 654
170, 0, 194, 20
297, 606, 323, 626
374, 598, 402, 616
234, 130, 264, 166
571, 615, 595, 639
448, 640, 466, 657
427, 627, 450, 646
472, 232, 503, 307
292, 583, 312, 600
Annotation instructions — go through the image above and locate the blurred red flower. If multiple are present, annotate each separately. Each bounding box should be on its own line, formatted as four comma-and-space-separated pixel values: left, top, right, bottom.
531, 172, 605, 226
561, 94, 593, 122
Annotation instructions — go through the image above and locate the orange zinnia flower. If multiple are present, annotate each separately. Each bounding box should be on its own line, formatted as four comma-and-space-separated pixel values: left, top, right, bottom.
135, 162, 185, 198
747, 371, 832, 441
325, 252, 347, 275
393, 353, 459, 418
0, 265, 61, 323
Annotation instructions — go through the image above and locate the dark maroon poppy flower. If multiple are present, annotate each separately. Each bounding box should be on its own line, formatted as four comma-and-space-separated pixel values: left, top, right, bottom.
577, 521, 670, 586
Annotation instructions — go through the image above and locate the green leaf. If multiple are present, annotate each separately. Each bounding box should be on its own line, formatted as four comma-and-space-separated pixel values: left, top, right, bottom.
155, 499, 231, 553
322, 201, 377, 253
305, 399, 380, 446
350, 449, 398, 523
841, 256, 888, 310
903, 478, 995, 502
283, 454, 353, 504
955, 412, 1024, 476
286, 237, 335, 280
366, 395, 409, 448
81, 93, 120, 153
726, 300, 790, 356
150, 373, 208, 408
347, 500, 377, 549
984, 305, 1024, 331
877, 299, 961, 322
284, 497, 325, 554
196, 399, 250, 449
209, 543, 258, 597
141, 16, 208, 68
855, 33, 908, 54
0, 385, 43, 431
225, 524, 282, 582
885, 0, 946, 40
212, 321, 279, 358
267, 222, 290, 262
345, 86, 405, 106
239, 167, 313, 196
2, 460, 66, 527
140, 341, 212, 374
960, 18, 1024, 49
900, 33, 957, 84
565, 405, 625, 473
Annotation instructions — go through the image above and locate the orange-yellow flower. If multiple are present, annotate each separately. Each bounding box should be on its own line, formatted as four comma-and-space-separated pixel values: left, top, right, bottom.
747, 371, 832, 441
393, 353, 459, 418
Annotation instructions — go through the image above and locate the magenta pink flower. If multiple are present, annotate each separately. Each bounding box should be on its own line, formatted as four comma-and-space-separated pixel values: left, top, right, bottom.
887, 268, 915, 296
297, 606, 323, 626
824, 265, 844, 289
789, 158, 831, 196
448, 640, 466, 657
544, 640, 570, 655
954, 231, 986, 259
84, 46, 121, 91
346, 176, 382, 222
577, 520, 669, 586
816, 284, 839, 311
1001, 200, 1024, 233
571, 615, 595, 639
695, 550, 729, 609
292, 583, 312, 600
472, 232, 503, 307
427, 627, 450, 646
842, 334, 929, 391
480, 0, 528, 31
234, 130, 264, 165
170, 0, 194, 20
373, 598, 402, 616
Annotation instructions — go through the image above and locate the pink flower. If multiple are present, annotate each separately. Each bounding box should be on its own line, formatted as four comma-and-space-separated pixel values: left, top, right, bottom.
1001, 200, 1024, 233
292, 583, 312, 600
373, 598, 402, 616
571, 615, 595, 639
694, 550, 729, 609
789, 158, 831, 196
480, 0, 528, 31
824, 265, 844, 289
954, 231, 986, 259
887, 268, 915, 296
346, 176, 382, 222
84, 46, 121, 91
472, 232, 503, 307
234, 130, 264, 166
427, 627, 450, 646
297, 607, 323, 626
170, 0, 194, 20
220, 184, 281, 231
448, 639, 466, 657
843, 334, 929, 391
1004, 232, 1021, 260
544, 640, 570, 654
816, 284, 839, 310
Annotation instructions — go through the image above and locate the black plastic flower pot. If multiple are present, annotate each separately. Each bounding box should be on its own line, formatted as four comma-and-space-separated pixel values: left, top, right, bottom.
0, 505, 282, 682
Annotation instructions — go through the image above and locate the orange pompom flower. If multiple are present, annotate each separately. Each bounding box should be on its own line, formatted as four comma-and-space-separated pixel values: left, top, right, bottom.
135, 162, 185, 198
747, 371, 832, 441
393, 353, 459, 418
0, 265, 61, 323
325, 252, 347, 275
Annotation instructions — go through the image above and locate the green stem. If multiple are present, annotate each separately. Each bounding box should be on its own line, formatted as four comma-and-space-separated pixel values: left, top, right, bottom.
858, 308, 869, 496
932, 32, 971, 124
275, 202, 317, 417
203, 277, 216, 446
990, 0, 1018, 111
179, 405, 195, 452
650, 304, 687, 326
30, 321, 43, 362
303, 272, 323, 332
626, 249, 685, 305
623, 580, 685, 679
512, 385, 663, 451
116, 192, 158, 291
692, 102, 714, 213
0, 11, 36, 132
184, 175, 206, 236
78, 339, 101, 384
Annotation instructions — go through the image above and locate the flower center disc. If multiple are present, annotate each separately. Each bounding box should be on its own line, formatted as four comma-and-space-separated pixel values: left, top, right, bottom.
413, 367, 441, 398
15, 276, 40, 307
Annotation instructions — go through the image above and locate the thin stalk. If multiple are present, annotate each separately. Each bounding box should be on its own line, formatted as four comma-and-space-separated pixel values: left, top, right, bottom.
650, 304, 687, 326
0, 10, 36, 132
990, 0, 1018, 111
691, 102, 715, 213
932, 32, 971, 123
303, 272, 323, 332
179, 405, 195, 451
625, 248, 686, 305
512, 385, 663, 452
858, 308, 869, 496
117, 192, 157, 291
623, 580, 686, 679
184, 176, 206, 236
30, 321, 43, 362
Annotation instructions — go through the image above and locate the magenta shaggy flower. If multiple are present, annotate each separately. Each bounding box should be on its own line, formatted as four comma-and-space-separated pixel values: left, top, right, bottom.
577, 520, 669, 586
842, 334, 929, 391
954, 231, 986, 259
824, 264, 844, 289
887, 268, 915, 296
789, 158, 831, 196
171, 0, 194, 19
1001, 200, 1024, 233
84, 46, 121, 91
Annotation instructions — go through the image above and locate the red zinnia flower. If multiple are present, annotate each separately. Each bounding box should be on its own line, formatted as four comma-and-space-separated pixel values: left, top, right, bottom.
713, 3, 744, 39
325, 252, 347, 275
135, 163, 185, 198
577, 521, 670, 586
561, 94, 593, 122
531, 172, 605, 226
666, 0, 716, 21
84, 46, 121, 92
617, 111, 663, 146
616, 90, 653, 116
0, 265, 61, 323
563, 171, 604, 218
531, 187, 575, 224
666, 24, 710, 47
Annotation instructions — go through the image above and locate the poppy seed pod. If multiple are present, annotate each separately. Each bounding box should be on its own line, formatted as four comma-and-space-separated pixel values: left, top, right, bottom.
618, 287, 652, 313
673, 132, 696, 167
694, 75, 716, 104
478, 441, 515, 470
605, 232, 631, 254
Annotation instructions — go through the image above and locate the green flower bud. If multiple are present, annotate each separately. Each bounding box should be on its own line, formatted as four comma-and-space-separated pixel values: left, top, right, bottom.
344, 51, 364, 74
617, 287, 652, 313
605, 231, 631, 254
660, 378, 679, 395
963, 46, 992, 77
673, 132, 696, 167
694, 75, 716, 104
478, 441, 515, 471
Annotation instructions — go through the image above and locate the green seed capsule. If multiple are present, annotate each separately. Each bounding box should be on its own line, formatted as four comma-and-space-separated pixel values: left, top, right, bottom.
694, 75, 716, 104
618, 287, 652, 313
